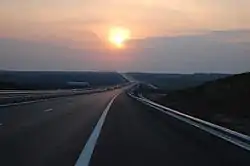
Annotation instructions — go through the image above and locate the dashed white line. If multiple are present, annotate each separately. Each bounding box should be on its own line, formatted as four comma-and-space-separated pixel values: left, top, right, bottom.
74, 93, 120, 166
0, 100, 43, 107
44, 108, 53, 112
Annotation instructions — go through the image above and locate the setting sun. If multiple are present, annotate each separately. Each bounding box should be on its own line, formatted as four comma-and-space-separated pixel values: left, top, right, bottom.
108, 27, 131, 48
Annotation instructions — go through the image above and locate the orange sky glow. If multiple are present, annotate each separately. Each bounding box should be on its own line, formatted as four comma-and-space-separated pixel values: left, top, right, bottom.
1, 0, 250, 49
0, 1, 250, 73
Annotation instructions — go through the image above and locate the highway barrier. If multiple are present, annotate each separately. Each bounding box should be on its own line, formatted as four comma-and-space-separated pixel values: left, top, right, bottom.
128, 91, 250, 152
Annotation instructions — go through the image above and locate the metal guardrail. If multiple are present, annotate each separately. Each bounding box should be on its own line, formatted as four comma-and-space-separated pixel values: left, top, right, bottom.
128, 92, 250, 152
0, 83, 129, 107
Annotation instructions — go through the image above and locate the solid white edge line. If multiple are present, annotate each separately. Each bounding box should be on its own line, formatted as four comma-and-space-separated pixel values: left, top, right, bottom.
128, 93, 250, 151
142, 101, 250, 151
74, 93, 120, 166
142, 97, 250, 141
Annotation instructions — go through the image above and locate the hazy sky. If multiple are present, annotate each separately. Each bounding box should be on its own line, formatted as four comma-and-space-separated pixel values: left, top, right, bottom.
0, 0, 250, 73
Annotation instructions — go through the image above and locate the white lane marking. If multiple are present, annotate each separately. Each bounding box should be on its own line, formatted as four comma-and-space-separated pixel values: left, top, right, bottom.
74, 93, 120, 166
0, 100, 44, 107
141, 101, 250, 151
44, 108, 53, 112
129, 93, 250, 151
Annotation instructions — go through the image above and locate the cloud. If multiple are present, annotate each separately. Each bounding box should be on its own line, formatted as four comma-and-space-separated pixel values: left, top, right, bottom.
0, 38, 132, 71
0, 30, 250, 73
125, 30, 250, 73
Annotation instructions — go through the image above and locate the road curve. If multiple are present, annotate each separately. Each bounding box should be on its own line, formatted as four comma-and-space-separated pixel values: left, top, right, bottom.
0, 89, 121, 166
90, 93, 250, 166
0, 88, 249, 166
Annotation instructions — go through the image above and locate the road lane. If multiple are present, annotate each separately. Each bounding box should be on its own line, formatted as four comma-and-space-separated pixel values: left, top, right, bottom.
0, 90, 120, 133
0, 89, 122, 166
1, 87, 249, 166
75, 94, 119, 166
90, 93, 250, 166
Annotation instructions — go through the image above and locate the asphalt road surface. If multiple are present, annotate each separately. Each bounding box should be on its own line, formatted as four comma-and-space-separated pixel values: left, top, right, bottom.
0, 88, 249, 166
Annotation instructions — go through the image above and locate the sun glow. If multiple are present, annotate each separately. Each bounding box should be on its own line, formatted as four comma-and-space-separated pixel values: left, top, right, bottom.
108, 27, 131, 48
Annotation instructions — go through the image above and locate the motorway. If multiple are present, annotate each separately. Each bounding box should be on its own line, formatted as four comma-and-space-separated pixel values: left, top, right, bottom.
0, 88, 250, 166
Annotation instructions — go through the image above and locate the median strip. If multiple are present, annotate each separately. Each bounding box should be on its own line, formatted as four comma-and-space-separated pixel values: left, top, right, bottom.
0, 85, 126, 108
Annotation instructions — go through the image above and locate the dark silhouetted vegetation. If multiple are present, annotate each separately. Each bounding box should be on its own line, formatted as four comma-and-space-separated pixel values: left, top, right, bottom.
145, 72, 250, 135
0, 71, 127, 90
127, 73, 229, 91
